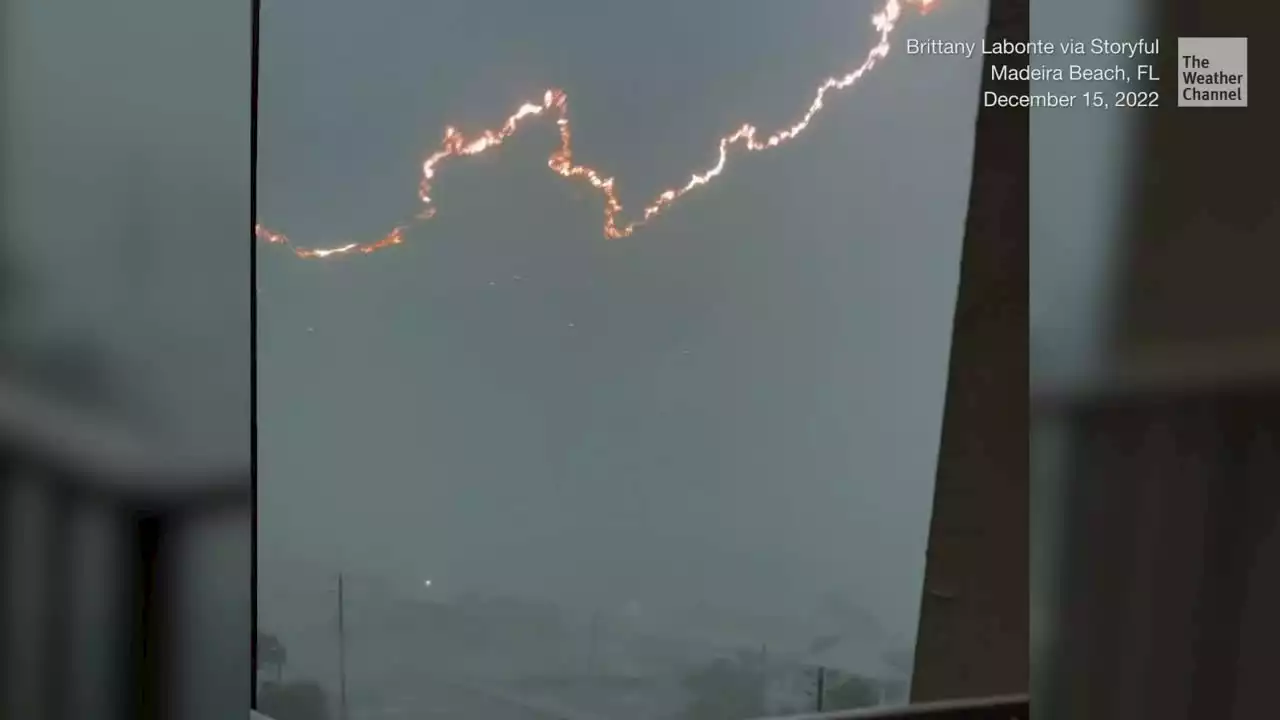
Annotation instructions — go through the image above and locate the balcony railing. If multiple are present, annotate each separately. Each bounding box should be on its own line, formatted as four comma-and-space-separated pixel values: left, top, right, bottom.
1, 374, 250, 720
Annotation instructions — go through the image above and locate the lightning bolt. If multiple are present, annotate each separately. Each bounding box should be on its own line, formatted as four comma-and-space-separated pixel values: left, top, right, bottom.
256, 0, 936, 260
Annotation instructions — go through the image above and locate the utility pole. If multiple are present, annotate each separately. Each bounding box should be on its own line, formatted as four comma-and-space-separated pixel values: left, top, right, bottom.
337, 573, 348, 720
815, 666, 826, 712
586, 612, 599, 674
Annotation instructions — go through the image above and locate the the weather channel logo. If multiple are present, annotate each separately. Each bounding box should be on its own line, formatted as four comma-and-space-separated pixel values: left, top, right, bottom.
1178, 37, 1247, 107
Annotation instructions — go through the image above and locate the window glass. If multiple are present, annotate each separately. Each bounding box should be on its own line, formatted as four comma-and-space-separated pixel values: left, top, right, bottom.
257, 1, 987, 716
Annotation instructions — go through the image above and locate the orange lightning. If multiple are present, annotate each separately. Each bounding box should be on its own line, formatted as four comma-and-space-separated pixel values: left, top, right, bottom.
256, 0, 937, 259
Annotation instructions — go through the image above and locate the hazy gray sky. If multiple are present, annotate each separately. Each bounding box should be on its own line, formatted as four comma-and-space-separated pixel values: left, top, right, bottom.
254, 0, 987, 646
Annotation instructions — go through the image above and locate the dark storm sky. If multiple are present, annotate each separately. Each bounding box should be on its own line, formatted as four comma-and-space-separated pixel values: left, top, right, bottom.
255, 0, 987, 641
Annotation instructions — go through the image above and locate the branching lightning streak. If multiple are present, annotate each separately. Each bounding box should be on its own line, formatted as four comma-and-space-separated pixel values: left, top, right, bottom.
256, 0, 935, 259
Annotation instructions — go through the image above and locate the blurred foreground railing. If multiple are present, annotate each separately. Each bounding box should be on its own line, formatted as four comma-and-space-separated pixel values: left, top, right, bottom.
751, 693, 1029, 720
0, 374, 250, 720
